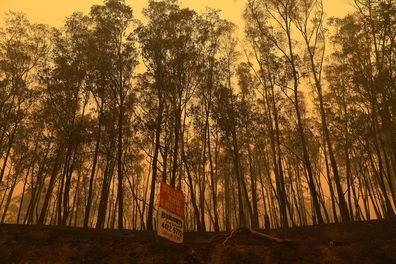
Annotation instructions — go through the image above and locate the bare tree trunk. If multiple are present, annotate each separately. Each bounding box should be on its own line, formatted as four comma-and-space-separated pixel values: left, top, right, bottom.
84, 109, 103, 228
57, 147, 71, 225
247, 144, 259, 229
182, 132, 202, 231
38, 147, 63, 225
147, 93, 164, 231
62, 149, 77, 225
117, 101, 124, 229
207, 111, 220, 232
0, 123, 18, 184
17, 150, 36, 224
1, 173, 18, 223
170, 98, 182, 187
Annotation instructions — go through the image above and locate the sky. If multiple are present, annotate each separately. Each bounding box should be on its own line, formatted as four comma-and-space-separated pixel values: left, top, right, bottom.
1, 0, 355, 29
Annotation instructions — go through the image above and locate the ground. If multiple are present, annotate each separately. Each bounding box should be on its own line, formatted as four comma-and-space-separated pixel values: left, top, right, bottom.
0, 220, 395, 263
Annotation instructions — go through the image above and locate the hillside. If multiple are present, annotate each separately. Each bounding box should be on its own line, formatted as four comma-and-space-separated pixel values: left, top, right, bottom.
1, 220, 395, 263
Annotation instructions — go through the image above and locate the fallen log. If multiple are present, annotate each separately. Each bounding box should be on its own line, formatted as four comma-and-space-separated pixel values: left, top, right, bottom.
249, 229, 284, 243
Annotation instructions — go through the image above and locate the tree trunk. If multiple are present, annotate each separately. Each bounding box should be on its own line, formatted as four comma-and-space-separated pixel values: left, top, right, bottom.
38, 147, 63, 225
84, 109, 103, 228
146, 93, 164, 231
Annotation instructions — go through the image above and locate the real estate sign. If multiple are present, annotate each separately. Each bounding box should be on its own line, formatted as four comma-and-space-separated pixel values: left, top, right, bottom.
157, 182, 185, 243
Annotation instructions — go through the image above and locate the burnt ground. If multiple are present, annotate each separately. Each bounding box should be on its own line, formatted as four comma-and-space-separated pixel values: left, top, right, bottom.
0, 220, 395, 263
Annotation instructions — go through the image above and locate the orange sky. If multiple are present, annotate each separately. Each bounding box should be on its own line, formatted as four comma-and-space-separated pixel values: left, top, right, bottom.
1, 0, 354, 28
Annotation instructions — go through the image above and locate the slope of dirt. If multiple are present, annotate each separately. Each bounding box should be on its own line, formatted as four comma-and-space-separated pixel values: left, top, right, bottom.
0, 220, 395, 263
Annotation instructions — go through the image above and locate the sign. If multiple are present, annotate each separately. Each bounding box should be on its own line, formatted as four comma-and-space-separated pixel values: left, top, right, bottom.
157, 181, 185, 243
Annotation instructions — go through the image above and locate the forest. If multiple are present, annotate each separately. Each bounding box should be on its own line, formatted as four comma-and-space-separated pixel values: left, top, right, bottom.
0, 0, 395, 233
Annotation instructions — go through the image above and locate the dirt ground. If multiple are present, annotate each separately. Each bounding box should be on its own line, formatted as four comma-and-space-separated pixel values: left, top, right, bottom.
0, 220, 395, 263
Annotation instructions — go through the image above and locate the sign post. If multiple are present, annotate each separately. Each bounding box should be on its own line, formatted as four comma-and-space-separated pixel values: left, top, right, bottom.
157, 182, 185, 243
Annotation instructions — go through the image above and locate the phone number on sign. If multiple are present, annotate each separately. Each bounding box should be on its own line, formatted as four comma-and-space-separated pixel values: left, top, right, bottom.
161, 222, 182, 237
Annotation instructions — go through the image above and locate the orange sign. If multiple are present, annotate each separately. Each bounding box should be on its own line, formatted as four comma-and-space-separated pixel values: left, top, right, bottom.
159, 182, 185, 218
157, 182, 185, 243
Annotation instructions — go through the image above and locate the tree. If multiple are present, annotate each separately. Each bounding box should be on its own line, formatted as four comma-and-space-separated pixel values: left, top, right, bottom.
89, 0, 138, 229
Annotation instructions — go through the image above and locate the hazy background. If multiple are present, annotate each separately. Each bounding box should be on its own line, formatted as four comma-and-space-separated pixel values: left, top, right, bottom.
1, 0, 354, 28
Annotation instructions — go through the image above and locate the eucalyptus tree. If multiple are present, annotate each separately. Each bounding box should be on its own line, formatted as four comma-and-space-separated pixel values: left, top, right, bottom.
289, 0, 350, 223
243, 1, 290, 227
193, 9, 232, 232
209, 28, 258, 229
0, 126, 33, 223
0, 12, 50, 186
245, 1, 349, 224
236, 62, 261, 228
161, 4, 200, 189
138, 0, 201, 230
137, 0, 173, 231
351, 0, 396, 216
89, 0, 138, 229
37, 12, 90, 225
327, 0, 396, 218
